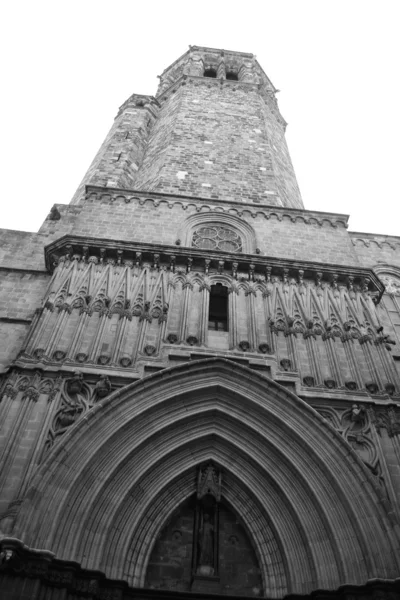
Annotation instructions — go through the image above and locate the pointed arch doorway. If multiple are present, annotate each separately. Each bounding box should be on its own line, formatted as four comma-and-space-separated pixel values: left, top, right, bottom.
11, 358, 400, 598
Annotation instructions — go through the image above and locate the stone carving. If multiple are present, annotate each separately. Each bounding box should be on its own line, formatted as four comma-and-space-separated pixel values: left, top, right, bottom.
239, 341, 250, 351
350, 404, 365, 424
192, 225, 242, 253
97, 355, 110, 365
303, 319, 317, 340
280, 358, 291, 371
119, 356, 132, 368
284, 316, 298, 337
95, 375, 112, 399
139, 301, 152, 322
33, 249, 385, 382
366, 382, 379, 395
258, 343, 270, 354
375, 407, 400, 438
52, 350, 66, 362
324, 378, 337, 390
0, 371, 59, 404
345, 381, 358, 391
144, 345, 156, 356
158, 303, 169, 324
317, 404, 380, 477
167, 333, 178, 344
56, 403, 82, 429
385, 383, 395, 396
303, 376, 315, 387
197, 464, 221, 502
342, 404, 379, 475
187, 336, 198, 346
45, 373, 111, 453
380, 274, 400, 295
66, 371, 84, 395
374, 326, 397, 351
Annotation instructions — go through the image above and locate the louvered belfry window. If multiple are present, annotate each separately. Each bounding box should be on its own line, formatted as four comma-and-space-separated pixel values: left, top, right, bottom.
192, 226, 242, 253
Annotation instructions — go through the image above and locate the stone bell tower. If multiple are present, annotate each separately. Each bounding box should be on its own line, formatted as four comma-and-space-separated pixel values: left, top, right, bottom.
1, 46, 400, 600
72, 46, 304, 209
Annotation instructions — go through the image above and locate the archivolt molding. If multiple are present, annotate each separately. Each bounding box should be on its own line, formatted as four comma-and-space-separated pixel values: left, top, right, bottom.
12, 359, 400, 596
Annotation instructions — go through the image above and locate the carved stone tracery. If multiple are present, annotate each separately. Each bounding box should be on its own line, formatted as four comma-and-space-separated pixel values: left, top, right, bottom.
192, 226, 242, 253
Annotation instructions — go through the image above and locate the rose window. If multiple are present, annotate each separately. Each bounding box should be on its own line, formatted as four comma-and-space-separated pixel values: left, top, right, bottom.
192, 226, 242, 253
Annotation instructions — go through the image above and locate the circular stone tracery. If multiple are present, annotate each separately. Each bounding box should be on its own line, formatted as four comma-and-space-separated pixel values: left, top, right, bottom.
192, 226, 242, 253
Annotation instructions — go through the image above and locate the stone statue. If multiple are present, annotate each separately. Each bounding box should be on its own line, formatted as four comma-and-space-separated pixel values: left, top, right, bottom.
66, 370, 84, 395
198, 513, 214, 569
95, 375, 112, 399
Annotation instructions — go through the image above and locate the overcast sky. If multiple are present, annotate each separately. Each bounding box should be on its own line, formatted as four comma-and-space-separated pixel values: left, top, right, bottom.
1, 0, 399, 237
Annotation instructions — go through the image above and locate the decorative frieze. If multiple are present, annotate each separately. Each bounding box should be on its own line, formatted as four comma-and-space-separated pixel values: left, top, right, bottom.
81, 185, 349, 229
5, 237, 392, 396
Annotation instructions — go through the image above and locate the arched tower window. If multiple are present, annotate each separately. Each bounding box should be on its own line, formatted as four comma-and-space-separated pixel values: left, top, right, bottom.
204, 68, 217, 78
192, 226, 242, 253
226, 71, 238, 81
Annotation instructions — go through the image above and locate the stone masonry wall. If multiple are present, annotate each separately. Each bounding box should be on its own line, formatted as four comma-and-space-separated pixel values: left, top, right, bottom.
71, 96, 158, 204
134, 79, 302, 208
36, 193, 355, 267
0, 230, 51, 373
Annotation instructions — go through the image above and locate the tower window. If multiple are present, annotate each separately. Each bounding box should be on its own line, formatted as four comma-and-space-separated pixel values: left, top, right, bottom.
192, 226, 242, 253
226, 72, 238, 81
208, 284, 228, 331
204, 68, 217, 78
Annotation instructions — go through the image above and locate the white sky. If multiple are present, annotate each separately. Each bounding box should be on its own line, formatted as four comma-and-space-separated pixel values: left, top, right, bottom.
1, 0, 399, 237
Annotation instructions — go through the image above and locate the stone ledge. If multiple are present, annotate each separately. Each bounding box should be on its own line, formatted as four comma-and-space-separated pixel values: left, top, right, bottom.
82, 184, 349, 228
44, 234, 384, 301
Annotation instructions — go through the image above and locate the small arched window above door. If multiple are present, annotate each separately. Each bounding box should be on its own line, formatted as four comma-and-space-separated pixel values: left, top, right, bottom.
180, 212, 257, 254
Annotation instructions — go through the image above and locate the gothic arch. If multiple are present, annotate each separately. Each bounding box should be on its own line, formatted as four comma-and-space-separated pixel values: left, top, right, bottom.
14, 359, 400, 597
374, 264, 400, 277
179, 212, 257, 253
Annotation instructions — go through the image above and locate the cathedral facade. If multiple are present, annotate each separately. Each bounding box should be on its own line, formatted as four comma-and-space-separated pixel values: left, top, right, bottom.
1, 46, 400, 599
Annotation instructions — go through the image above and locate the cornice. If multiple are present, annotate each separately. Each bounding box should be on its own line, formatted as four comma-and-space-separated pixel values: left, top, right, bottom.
44, 234, 384, 300
351, 231, 400, 252
159, 46, 255, 78
156, 73, 258, 101
83, 185, 349, 228
350, 231, 400, 241
190, 45, 254, 59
